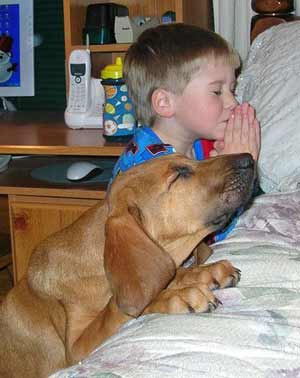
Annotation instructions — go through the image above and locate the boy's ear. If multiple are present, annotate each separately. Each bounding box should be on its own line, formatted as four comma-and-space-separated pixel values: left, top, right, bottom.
151, 88, 175, 118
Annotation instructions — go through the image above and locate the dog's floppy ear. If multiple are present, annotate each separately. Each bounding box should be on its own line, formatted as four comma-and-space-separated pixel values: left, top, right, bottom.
104, 205, 176, 317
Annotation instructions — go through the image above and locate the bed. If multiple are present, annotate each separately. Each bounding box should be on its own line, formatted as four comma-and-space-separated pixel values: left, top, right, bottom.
50, 22, 300, 378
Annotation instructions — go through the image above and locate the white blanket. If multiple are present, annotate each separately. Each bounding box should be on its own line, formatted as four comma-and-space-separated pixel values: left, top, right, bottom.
235, 22, 300, 193
51, 191, 300, 378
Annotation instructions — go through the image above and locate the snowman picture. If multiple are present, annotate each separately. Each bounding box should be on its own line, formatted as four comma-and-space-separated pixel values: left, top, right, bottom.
0, 35, 18, 83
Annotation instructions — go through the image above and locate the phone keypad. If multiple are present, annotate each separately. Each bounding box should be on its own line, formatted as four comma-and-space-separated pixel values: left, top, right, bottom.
69, 75, 87, 112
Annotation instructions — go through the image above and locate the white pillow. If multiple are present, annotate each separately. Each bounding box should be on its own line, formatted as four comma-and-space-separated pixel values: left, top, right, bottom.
235, 21, 300, 193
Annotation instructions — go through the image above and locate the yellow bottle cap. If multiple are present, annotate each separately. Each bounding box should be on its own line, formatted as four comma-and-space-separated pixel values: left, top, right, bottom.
100, 57, 123, 79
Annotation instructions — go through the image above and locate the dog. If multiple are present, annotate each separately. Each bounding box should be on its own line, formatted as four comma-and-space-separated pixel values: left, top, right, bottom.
0, 153, 255, 378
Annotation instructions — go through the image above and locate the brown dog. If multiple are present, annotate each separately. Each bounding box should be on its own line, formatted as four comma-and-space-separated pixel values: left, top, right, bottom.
0, 153, 255, 378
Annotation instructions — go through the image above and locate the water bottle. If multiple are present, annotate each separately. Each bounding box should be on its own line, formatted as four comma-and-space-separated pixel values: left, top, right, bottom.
101, 57, 136, 142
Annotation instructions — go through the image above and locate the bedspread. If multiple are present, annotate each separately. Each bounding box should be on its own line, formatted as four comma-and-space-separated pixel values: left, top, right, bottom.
50, 191, 300, 378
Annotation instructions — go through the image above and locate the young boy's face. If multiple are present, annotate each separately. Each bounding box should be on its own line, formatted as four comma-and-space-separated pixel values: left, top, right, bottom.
173, 60, 237, 141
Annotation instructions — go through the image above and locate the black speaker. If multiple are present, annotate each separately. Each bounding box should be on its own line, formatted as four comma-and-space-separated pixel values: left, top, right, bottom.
83, 3, 129, 44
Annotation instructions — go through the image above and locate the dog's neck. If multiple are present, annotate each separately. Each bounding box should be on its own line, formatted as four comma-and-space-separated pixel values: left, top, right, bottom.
162, 231, 208, 267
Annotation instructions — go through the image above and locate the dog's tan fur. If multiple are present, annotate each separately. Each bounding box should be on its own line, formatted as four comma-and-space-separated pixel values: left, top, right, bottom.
0, 153, 254, 378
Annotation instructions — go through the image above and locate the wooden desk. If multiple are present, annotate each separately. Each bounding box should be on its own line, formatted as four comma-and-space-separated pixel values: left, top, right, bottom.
0, 155, 112, 198
0, 111, 126, 283
0, 111, 125, 156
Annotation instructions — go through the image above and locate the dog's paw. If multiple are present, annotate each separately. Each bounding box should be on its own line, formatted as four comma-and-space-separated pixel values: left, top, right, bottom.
169, 260, 241, 291
144, 285, 221, 315
203, 259, 241, 289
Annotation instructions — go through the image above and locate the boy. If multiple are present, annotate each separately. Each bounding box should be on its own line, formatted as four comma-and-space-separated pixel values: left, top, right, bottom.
110, 23, 260, 243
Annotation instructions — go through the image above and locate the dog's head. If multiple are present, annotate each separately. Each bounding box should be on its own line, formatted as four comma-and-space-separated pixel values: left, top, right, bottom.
108, 153, 254, 249
104, 153, 255, 316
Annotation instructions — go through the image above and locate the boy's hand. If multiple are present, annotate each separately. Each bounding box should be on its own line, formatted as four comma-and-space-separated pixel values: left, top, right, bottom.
209, 102, 261, 161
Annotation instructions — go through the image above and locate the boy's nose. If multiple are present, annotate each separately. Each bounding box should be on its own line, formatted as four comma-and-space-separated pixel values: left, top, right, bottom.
225, 92, 238, 110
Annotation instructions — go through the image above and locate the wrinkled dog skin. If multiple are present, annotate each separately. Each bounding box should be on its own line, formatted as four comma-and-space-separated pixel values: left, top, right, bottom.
0, 153, 255, 378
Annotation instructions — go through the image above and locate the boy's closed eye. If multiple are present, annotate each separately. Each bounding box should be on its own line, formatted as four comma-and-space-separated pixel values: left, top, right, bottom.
210, 85, 222, 95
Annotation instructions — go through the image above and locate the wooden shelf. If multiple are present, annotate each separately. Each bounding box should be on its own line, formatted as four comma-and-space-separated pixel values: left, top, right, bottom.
63, 0, 212, 90
72, 44, 131, 53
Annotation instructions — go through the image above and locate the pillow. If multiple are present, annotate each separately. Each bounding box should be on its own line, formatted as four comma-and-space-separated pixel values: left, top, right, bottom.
235, 21, 300, 193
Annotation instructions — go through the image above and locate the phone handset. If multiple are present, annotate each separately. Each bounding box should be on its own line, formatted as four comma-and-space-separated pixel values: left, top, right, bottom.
64, 49, 105, 129
67, 49, 91, 113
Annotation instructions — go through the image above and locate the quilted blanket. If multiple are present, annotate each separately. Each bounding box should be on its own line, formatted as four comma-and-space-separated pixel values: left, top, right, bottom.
50, 190, 300, 378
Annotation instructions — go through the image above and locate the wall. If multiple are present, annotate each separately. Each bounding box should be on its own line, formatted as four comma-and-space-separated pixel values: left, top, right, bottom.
13, 0, 66, 111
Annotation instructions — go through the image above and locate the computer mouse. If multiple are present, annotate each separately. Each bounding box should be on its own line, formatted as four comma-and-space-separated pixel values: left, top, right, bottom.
66, 161, 103, 181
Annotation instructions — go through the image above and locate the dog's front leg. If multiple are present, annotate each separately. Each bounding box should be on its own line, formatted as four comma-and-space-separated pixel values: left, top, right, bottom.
64, 297, 132, 365
192, 241, 213, 265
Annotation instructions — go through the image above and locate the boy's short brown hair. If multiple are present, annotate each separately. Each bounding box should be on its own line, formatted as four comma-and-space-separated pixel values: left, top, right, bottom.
124, 23, 240, 126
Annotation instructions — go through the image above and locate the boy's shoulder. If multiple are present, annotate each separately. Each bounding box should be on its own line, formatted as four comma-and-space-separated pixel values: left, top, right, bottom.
111, 126, 175, 180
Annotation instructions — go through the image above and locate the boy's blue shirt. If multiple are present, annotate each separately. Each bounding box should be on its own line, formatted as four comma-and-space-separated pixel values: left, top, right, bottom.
111, 127, 176, 178
110, 126, 238, 242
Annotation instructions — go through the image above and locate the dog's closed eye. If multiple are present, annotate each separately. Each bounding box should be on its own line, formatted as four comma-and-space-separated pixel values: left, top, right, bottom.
174, 166, 193, 178
167, 165, 193, 190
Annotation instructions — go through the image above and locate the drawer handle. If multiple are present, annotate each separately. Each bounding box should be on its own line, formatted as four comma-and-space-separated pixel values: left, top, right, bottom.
13, 213, 28, 231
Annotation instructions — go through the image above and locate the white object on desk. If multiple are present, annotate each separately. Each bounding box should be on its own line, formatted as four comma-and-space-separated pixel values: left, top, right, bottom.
65, 77, 104, 129
66, 161, 102, 181
64, 49, 105, 129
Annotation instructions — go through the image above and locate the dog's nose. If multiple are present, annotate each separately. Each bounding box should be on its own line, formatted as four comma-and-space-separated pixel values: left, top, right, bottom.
234, 153, 254, 169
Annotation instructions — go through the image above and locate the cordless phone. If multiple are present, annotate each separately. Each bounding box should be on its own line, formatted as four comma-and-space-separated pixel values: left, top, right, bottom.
67, 49, 91, 113
64, 49, 105, 129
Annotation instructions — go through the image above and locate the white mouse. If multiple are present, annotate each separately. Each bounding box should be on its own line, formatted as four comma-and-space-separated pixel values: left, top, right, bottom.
66, 161, 102, 181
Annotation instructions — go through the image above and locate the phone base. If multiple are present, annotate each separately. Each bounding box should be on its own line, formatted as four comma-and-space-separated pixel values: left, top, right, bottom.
64, 110, 103, 129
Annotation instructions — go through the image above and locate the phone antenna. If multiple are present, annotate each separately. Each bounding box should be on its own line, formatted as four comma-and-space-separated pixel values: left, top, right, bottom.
86, 33, 90, 52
